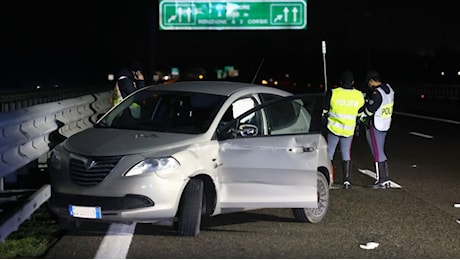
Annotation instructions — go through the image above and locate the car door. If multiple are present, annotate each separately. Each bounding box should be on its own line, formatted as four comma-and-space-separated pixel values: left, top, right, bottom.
217, 94, 325, 208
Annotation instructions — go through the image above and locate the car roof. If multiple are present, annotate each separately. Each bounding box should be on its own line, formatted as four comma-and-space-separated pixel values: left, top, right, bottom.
143, 81, 293, 97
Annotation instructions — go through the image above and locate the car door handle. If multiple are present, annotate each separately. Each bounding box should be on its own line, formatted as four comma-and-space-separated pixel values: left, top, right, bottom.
289, 146, 315, 153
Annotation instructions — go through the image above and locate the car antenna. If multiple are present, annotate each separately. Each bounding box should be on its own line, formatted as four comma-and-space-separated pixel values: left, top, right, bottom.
251, 58, 264, 84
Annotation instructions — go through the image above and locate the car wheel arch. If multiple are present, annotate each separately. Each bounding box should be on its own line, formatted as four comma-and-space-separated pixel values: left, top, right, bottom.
318, 166, 332, 186
292, 171, 330, 223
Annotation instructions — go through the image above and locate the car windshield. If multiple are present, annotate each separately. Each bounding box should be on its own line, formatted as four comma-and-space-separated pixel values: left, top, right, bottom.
97, 89, 226, 134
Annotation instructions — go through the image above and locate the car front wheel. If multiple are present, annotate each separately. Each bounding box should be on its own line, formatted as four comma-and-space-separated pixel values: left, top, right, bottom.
177, 178, 204, 236
292, 172, 329, 223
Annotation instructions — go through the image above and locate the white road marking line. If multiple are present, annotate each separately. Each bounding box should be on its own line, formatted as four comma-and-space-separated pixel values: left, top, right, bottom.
358, 168, 402, 188
360, 241, 379, 250
330, 184, 342, 189
454, 204, 460, 208
94, 223, 136, 259
395, 112, 460, 125
409, 131, 434, 139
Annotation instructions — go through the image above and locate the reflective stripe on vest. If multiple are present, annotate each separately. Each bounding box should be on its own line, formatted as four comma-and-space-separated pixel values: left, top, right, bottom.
327, 88, 365, 137
374, 85, 394, 131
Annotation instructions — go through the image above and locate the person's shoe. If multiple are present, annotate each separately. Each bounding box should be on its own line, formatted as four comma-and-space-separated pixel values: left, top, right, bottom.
342, 160, 352, 189
370, 180, 391, 189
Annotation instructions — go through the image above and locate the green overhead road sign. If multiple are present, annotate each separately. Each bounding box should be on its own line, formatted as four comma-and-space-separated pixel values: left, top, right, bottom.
159, 0, 307, 30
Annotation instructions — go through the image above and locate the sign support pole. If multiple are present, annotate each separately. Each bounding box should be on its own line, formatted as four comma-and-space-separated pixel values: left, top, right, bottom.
322, 41, 328, 93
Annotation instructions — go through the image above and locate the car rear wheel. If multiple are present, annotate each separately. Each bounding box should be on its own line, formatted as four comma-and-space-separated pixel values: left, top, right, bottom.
177, 178, 204, 236
292, 172, 329, 223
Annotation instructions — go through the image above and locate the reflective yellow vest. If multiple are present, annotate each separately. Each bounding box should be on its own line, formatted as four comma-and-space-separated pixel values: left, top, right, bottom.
110, 82, 122, 107
327, 88, 365, 137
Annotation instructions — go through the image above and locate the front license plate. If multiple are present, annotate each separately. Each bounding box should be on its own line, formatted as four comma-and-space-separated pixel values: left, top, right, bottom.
68, 205, 102, 219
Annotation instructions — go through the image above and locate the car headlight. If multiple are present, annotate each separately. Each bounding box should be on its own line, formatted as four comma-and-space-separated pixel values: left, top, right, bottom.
124, 157, 180, 177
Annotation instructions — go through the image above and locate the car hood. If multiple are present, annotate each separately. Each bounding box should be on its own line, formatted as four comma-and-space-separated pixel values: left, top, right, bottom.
64, 127, 206, 157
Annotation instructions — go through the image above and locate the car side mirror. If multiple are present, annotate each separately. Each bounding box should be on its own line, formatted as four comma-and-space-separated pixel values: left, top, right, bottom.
238, 124, 258, 137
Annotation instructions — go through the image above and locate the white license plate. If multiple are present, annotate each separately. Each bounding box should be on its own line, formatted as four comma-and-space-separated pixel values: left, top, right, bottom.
68, 205, 102, 219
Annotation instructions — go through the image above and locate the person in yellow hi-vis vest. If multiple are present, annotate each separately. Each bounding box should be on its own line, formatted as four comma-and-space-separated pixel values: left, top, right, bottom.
323, 71, 365, 189
359, 70, 395, 189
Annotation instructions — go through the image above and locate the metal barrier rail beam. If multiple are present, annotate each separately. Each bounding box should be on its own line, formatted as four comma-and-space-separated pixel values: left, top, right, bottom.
0, 90, 111, 243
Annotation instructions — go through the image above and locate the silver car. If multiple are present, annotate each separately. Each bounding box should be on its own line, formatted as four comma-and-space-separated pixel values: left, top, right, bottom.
48, 81, 333, 236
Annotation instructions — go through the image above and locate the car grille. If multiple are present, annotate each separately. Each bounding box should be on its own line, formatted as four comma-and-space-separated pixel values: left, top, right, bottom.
50, 191, 154, 211
70, 155, 123, 187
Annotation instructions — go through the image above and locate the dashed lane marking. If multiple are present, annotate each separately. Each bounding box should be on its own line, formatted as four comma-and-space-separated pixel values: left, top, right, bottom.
395, 112, 460, 125
409, 131, 434, 139
94, 223, 136, 259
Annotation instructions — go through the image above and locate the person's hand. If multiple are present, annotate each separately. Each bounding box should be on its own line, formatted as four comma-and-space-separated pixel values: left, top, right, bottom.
359, 114, 370, 128
321, 112, 328, 127
133, 70, 144, 81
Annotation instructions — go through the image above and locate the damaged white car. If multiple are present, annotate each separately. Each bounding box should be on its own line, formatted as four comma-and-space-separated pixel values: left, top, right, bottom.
48, 81, 333, 236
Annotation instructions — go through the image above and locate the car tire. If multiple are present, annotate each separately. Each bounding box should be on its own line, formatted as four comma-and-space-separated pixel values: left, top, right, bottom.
292, 172, 329, 223
177, 178, 204, 236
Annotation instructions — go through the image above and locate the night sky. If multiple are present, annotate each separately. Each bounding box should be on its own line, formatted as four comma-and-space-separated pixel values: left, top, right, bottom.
2, 0, 460, 90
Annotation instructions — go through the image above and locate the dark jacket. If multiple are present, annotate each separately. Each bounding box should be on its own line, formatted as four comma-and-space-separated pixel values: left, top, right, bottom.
116, 68, 145, 98
365, 83, 392, 115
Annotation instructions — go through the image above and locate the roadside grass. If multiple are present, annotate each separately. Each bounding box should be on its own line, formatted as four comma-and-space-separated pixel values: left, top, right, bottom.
0, 204, 62, 258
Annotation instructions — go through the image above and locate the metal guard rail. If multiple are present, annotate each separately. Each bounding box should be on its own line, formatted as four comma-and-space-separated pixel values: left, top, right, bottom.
0, 91, 112, 178
0, 90, 112, 242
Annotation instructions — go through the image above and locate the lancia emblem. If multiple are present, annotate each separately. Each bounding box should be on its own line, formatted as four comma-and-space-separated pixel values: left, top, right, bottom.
70, 154, 97, 170
85, 160, 97, 169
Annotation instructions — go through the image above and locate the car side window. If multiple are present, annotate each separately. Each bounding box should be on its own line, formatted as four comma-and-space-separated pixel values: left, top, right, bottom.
264, 99, 311, 136
217, 96, 262, 139
259, 93, 284, 103
218, 95, 323, 139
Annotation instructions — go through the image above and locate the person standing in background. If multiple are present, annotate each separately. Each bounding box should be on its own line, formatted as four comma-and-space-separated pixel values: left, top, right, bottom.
111, 62, 145, 107
323, 71, 365, 189
360, 70, 395, 189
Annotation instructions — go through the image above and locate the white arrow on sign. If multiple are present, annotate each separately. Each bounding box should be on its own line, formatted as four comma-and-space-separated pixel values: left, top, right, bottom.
292, 7, 298, 22
283, 7, 289, 22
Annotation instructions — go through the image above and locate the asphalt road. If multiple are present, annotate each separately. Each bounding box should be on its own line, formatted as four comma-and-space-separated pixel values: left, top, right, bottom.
44, 112, 460, 258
